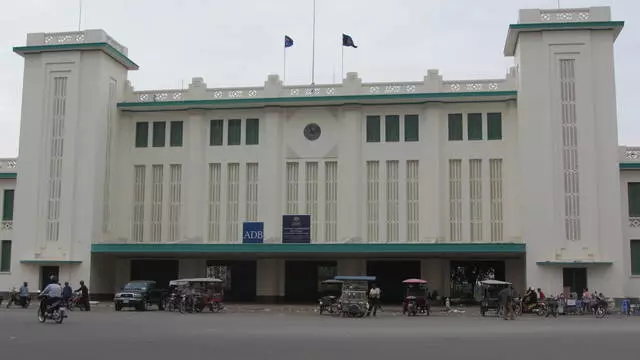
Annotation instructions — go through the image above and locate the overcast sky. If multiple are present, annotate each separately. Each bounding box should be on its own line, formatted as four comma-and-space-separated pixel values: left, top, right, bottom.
0, 0, 635, 157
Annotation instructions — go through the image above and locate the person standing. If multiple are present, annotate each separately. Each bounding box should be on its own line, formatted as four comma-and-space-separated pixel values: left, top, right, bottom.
367, 283, 381, 317
499, 285, 516, 320
19, 282, 29, 308
75, 280, 90, 311
62, 282, 73, 307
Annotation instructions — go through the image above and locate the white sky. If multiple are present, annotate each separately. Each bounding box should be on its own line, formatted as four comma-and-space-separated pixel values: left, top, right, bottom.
0, 0, 635, 157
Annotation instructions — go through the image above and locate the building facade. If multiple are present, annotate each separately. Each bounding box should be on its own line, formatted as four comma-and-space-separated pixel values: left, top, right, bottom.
2, 6, 639, 302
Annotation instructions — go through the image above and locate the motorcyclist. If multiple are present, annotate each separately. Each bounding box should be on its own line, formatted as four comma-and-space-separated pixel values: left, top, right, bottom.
39, 276, 63, 316
74, 280, 90, 311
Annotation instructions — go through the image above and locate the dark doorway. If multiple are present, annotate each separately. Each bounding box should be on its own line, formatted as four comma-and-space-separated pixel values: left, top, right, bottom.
285, 261, 337, 303
562, 268, 587, 297
130, 259, 179, 290
449, 260, 506, 302
366, 260, 421, 304
206, 260, 257, 302
39, 266, 59, 290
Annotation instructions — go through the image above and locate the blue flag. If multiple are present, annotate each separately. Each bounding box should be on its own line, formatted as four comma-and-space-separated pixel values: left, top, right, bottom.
284, 35, 294, 48
342, 34, 357, 48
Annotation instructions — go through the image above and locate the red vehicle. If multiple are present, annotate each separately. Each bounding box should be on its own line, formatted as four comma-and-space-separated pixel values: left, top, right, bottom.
204, 279, 225, 313
402, 279, 430, 316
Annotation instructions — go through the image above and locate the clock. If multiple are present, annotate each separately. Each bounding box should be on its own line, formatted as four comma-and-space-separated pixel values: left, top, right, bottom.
303, 123, 321, 141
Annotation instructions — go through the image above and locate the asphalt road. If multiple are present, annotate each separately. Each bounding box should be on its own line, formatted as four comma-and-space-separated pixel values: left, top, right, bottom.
1, 307, 639, 360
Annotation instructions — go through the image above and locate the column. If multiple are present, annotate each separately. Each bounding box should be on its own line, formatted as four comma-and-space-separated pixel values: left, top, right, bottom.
256, 259, 285, 303
184, 111, 206, 242
420, 259, 445, 298
337, 259, 366, 276
422, 105, 442, 241
258, 108, 284, 242
337, 106, 363, 242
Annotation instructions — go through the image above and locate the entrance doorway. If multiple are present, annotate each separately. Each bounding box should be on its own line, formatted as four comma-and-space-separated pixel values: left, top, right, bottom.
39, 266, 59, 290
562, 268, 587, 297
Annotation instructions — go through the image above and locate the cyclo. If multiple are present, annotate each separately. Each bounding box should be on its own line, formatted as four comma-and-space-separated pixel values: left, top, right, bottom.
334, 276, 376, 318
402, 278, 430, 316
475, 280, 513, 317
318, 279, 343, 315
165, 278, 225, 313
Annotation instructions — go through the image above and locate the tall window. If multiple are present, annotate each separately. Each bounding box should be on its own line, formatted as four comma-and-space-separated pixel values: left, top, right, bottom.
168, 164, 183, 242
2, 189, 14, 221
469, 159, 482, 242
150, 165, 164, 243
406, 160, 419, 242
170, 121, 183, 147
487, 113, 502, 140
366, 161, 380, 243
631, 240, 640, 275
246, 163, 259, 221
207, 163, 222, 243
135, 122, 149, 148
228, 119, 241, 145
366, 116, 381, 143
305, 162, 319, 242
210, 120, 224, 146
47, 76, 67, 242
404, 115, 419, 142
324, 161, 338, 243
246, 119, 260, 145
385, 160, 399, 242
628, 183, 640, 217
467, 113, 483, 140
385, 115, 400, 142
286, 162, 299, 214
226, 163, 240, 241
0, 240, 10, 272
132, 165, 146, 242
448, 114, 463, 141
449, 159, 463, 241
152, 121, 166, 147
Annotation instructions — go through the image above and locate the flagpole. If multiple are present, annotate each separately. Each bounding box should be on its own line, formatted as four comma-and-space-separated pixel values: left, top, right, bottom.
311, 0, 316, 86
341, 42, 345, 81
283, 45, 287, 84
78, 0, 83, 30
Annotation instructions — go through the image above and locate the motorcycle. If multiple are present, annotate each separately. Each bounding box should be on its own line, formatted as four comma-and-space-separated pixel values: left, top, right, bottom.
37, 297, 67, 324
6, 289, 31, 309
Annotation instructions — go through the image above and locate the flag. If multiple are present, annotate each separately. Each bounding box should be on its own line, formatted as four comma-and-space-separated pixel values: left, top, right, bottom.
284, 35, 294, 48
342, 34, 357, 48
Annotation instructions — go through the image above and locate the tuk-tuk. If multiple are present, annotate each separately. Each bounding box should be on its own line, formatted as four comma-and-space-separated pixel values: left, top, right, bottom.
167, 278, 224, 313
318, 279, 343, 315
402, 278, 430, 316
475, 279, 512, 317
334, 276, 376, 318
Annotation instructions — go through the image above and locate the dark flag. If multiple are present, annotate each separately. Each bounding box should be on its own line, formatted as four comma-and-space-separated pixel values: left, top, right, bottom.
284, 35, 294, 48
342, 34, 357, 48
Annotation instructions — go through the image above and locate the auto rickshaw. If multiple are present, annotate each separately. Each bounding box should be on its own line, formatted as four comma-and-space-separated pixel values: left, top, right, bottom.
402, 278, 430, 316
167, 278, 224, 313
475, 279, 512, 317
334, 276, 376, 318
318, 279, 342, 315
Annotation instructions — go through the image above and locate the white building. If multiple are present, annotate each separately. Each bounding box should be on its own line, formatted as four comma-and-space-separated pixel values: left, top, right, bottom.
2, 6, 639, 302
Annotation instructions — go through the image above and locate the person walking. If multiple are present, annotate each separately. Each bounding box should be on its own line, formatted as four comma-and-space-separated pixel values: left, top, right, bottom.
62, 282, 73, 308
499, 285, 516, 320
367, 283, 381, 317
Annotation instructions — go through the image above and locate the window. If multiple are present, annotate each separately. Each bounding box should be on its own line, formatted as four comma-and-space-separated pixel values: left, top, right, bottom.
487, 112, 502, 140
385, 115, 400, 142
404, 115, 419, 142
0, 240, 10, 272
448, 114, 463, 141
246, 118, 259, 145
366, 116, 381, 143
210, 120, 224, 146
628, 183, 640, 217
152, 121, 166, 147
228, 119, 241, 145
135, 122, 149, 148
2, 189, 14, 221
169, 121, 183, 147
632, 240, 640, 275
467, 113, 483, 140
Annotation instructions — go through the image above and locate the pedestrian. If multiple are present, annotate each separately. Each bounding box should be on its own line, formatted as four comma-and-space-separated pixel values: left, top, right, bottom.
62, 282, 73, 307
19, 282, 29, 308
366, 283, 381, 317
499, 285, 516, 320
74, 280, 90, 311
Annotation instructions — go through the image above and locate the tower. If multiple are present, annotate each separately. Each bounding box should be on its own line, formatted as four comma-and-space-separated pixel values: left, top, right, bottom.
12, 30, 136, 287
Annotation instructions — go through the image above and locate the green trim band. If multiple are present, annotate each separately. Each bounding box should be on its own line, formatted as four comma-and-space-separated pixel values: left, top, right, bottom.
0, 173, 16, 179
92, 242, 526, 254
13, 42, 139, 70
620, 163, 640, 169
118, 91, 518, 110
536, 261, 612, 266
20, 260, 83, 264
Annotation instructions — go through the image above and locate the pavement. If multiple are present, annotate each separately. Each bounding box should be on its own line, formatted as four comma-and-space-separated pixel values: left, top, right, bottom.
2, 306, 639, 360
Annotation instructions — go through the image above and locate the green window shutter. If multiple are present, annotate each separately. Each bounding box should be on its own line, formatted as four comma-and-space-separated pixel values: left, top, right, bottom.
228, 119, 241, 145
0, 240, 11, 272
366, 116, 381, 143
467, 113, 483, 140
210, 120, 224, 146
245, 118, 259, 145
628, 183, 640, 217
134, 122, 149, 148
169, 121, 183, 147
385, 115, 400, 142
404, 115, 419, 142
448, 114, 463, 141
152, 121, 166, 147
487, 112, 503, 140
631, 240, 640, 275
2, 190, 14, 221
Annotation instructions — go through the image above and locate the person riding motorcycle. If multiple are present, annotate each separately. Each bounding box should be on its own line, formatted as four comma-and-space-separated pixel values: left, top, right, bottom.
74, 280, 90, 311
39, 276, 63, 316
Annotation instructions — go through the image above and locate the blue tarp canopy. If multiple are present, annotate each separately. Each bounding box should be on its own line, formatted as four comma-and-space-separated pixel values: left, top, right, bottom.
333, 276, 376, 281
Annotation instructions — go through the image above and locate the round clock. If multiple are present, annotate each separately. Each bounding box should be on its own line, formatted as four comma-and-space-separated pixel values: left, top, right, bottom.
303, 123, 322, 141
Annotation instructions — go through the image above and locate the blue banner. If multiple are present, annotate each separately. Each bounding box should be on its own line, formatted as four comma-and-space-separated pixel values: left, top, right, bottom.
242, 222, 264, 244
282, 215, 311, 244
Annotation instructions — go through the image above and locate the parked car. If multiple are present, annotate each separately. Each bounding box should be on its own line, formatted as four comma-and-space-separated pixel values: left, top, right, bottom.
114, 280, 164, 311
